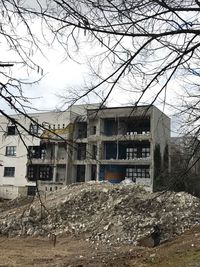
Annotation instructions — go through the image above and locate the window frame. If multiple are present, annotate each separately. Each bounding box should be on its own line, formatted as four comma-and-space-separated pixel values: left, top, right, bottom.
77, 143, 86, 160
126, 166, 150, 181
142, 147, 150, 158
4, 167, 15, 177
5, 146, 16, 156
39, 165, 53, 180
126, 147, 137, 159
7, 125, 17, 136
29, 123, 39, 135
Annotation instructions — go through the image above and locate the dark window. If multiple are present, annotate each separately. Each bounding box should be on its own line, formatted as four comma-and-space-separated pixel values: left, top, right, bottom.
126, 147, 137, 159
127, 118, 150, 134
28, 146, 46, 159
126, 166, 150, 181
29, 123, 39, 135
77, 122, 87, 138
77, 143, 86, 160
27, 165, 35, 181
27, 186, 36, 196
76, 165, 85, 182
41, 148, 46, 159
104, 119, 117, 136
39, 166, 53, 180
5, 146, 16, 156
28, 146, 41, 159
92, 126, 96, 135
91, 165, 96, 180
4, 167, 15, 177
142, 147, 150, 158
7, 125, 17, 135
126, 168, 136, 182
27, 165, 53, 181
92, 145, 97, 159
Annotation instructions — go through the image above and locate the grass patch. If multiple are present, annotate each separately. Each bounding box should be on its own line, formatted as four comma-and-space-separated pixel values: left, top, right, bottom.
145, 249, 200, 267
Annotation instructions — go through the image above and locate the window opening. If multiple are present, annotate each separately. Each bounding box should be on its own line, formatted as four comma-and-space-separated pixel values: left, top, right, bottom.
92, 126, 96, 135
77, 143, 86, 160
142, 147, 150, 157
5, 146, 16, 156
7, 125, 17, 135
92, 145, 97, 159
126, 166, 150, 181
126, 147, 137, 159
29, 123, 39, 135
4, 167, 15, 177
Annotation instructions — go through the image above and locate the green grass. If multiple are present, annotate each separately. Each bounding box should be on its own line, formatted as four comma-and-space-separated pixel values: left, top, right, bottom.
145, 250, 200, 267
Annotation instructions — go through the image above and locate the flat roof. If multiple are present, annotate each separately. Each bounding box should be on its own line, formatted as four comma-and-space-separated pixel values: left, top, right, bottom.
87, 104, 152, 111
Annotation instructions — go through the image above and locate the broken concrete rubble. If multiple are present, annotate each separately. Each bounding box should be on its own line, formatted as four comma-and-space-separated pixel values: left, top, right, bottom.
0, 182, 200, 245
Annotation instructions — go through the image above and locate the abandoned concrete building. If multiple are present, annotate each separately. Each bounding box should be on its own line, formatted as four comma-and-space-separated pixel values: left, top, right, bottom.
0, 104, 170, 199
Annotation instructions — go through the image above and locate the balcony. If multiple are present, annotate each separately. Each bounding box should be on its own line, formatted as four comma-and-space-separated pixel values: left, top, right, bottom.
100, 157, 151, 165
102, 141, 151, 163
100, 132, 151, 142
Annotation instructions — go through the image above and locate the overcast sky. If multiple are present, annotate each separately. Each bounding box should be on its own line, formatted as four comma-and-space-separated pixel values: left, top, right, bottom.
0, 4, 184, 136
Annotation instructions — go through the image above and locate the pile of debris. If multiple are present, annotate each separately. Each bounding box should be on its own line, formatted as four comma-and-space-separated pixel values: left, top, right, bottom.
0, 182, 200, 245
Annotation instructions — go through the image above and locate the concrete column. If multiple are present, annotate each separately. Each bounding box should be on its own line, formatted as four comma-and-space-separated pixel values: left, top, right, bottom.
97, 118, 101, 136
96, 141, 101, 181
85, 164, 91, 181
96, 164, 100, 181
52, 143, 58, 183
97, 141, 101, 160
150, 164, 153, 191
52, 166, 57, 183
86, 143, 92, 160
71, 165, 77, 183
64, 145, 68, 185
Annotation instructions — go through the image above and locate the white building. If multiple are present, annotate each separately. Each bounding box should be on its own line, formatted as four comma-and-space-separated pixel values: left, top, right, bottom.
0, 105, 95, 199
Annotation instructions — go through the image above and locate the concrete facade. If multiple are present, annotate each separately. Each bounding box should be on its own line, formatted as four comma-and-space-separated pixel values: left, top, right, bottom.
0, 105, 170, 199
73, 105, 170, 191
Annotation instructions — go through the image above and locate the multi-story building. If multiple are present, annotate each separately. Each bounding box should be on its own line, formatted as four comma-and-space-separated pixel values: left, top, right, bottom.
0, 104, 170, 199
73, 105, 170, 191
0, 105, 96, 198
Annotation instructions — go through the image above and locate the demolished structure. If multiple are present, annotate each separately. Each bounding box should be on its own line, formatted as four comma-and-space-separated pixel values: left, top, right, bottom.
0, 104, 170, 199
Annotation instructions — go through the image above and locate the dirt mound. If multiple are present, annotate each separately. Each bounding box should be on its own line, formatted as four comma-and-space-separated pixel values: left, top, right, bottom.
0, 182, 200, 245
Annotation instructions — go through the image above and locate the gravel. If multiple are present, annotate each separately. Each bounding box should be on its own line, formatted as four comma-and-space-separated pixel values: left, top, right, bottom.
0, 181, 200, 245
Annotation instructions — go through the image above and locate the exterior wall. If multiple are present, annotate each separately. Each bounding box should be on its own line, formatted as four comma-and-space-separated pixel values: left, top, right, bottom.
0, 185, 27, 199
151, 107, 171, 190
151, 107, 171, 156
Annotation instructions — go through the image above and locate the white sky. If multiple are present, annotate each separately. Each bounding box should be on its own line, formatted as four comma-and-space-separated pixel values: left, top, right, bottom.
0, 8, 185, 136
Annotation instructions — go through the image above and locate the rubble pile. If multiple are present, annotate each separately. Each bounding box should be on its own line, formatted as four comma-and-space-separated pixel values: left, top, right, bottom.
0, 182, 200, 245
